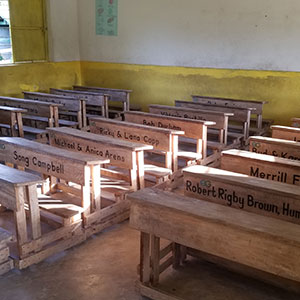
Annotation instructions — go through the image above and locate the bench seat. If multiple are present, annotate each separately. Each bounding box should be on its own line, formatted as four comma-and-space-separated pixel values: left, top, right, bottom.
38, 193, 84, 220
144, 164, 172, 178
23, 115, 78, 128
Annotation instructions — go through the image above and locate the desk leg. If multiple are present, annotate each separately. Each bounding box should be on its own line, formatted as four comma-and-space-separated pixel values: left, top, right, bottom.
91, 165, 101, 211
172, 135, 178, 172
151, 235, 160, 286
136, 150, 145, 189
140, 232, 151, 284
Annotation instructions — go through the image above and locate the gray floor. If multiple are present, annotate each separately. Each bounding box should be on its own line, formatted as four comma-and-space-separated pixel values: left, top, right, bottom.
0, 221, 299, 300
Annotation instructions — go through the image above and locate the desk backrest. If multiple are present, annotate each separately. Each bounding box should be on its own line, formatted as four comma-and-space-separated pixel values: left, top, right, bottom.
249, 136, 300, 161
175, 100, 254, 123
192, 95, 266, 115
89, 117, 183, 152
50, 88, 105, 107
221, 149, 300, 186
183, 165, 300, 225
0, 164, 42, 210
271, 125, 300, 142
0, 96, 59, 118
148, 105, 226, 131
73, 85, 131, 104
124, 111, 214, 141
0, 137, 107, 185
23, 91, 82, 112
47, 127, 152, 170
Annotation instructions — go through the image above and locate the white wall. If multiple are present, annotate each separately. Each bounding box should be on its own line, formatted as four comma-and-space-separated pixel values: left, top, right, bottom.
47, 0, 80, 62
77, 0, 300, 71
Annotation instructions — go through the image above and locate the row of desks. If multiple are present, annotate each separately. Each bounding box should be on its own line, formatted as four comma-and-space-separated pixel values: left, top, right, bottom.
129, 122, 300, 299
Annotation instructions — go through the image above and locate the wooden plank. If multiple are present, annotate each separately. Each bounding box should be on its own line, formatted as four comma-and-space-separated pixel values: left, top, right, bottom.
47, 127, 151, 170
50, 88, 105, 107
14, 186, 28, 246
148, 105, 227, 131
0, 228, 14, 245
0, 137, 108, 185
0, 247, 10, 264
175, 100, 254, 123
221, 149, 300, 186
249, 136, 300, 161
27, 184, 42, 240
271, 125, 300, 142
183, 165, 300, 224
0, 259, 13, 276
138, 282, 184, 300
24, 91, 81, 112
0, 96, 60, 118
192, 95, 267, 114
90, 117, 183, 152
129, 187, 300, 283
73, 85, 132, 104
192, 95, 266, 130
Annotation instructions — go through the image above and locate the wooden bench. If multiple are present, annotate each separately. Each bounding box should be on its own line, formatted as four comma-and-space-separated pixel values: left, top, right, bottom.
0, 227, 14, 275
0, 106, 26, 137
0, 163, 76, 270
192, 95, 269, 134
50, 88, 109, 119
148, 104, 232, 146
73, 85, 132, 116
124, 111, 218, 167
129, 184, 300, 300
0, 137, 114, 252
291, 118, 300, 128
175, 100, 254, 142
271, 125, 300, 142
0, 96, 62, 141
89, 118, 183, 184
249, 136, 300, 161
221, 149, 300, 186
47, 127, 152, 196
23, 91, 83, 128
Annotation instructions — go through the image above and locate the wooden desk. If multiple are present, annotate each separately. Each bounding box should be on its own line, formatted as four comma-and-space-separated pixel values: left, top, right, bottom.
175, 100, 254, 140
74, 85, 132, 112
47, 127, 152, 191
148, 104, 231, 145
271, 125, 300, 142
23, 91, 85, 128
50, 88, 109, 118
90, 117, 184, 172
129, 186, 300, 299
0, 106, 26, 137
192, 95, 267, 130
249, 136, 300, 161
221, 149, 300, 186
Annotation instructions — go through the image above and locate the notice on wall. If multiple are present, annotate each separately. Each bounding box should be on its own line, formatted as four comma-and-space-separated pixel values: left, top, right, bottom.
96, 0, 118, 36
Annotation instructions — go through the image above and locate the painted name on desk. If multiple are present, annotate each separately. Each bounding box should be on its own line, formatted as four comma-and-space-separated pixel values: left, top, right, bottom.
53, 137, 125, 162
91, 124, 160, 146
251, 145, 300, 161
185, 179, 300, 221
12, 150, 64, 174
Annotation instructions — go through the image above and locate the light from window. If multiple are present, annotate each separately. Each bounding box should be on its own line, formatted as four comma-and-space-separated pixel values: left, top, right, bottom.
0, 0, 12, 64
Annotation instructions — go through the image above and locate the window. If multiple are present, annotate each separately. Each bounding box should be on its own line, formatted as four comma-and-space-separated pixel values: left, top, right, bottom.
0, 0, 47, 64
0, 0, 12, 64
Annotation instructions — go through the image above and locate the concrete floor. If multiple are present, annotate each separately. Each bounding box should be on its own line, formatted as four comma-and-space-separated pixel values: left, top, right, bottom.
0, 221, 299, 300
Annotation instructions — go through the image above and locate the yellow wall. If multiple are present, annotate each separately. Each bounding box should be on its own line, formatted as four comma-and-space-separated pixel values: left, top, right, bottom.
1, 60, 299, 126
0, 61, 81, 97
81, 61, 300, 125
